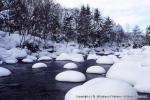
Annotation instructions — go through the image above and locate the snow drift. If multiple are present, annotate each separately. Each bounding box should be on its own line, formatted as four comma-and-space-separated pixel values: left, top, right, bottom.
65, 78, 138, 100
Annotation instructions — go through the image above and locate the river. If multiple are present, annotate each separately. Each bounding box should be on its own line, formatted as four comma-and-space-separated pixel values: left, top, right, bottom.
0, 60, 149, 100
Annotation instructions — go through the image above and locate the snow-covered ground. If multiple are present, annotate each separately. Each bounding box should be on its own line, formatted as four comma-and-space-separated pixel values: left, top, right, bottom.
1, 30, 150, 94
106, 46, 150, 93
65, 78, 138, 100
96, 56, 115, 64
56, 53, 84, 62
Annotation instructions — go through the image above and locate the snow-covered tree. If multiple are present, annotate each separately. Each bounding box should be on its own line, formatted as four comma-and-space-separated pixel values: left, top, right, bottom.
77, 5, 93, 47
146, 25, 150, 45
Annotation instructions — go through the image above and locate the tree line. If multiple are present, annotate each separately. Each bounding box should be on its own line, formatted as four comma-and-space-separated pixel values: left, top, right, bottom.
0, 0, 149, 49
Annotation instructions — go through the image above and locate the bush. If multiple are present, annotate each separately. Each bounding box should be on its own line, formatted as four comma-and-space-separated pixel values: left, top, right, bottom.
23, 43, 39, 52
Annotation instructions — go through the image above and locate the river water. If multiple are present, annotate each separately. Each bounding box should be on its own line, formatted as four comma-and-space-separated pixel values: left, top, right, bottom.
0, 60, 149, 100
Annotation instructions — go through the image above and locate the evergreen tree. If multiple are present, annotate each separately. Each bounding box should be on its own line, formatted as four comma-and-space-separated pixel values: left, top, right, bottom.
77, 5, 92, 47
113, 24, 125, 45
93, 8, 103, 47
101, 17, 114, 45
146, 25, 150, 45
132, 25, 143, 48
62, 13, 75, 42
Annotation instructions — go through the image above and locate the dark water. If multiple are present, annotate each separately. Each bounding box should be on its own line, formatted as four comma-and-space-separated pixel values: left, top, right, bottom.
0, 60, 149, 100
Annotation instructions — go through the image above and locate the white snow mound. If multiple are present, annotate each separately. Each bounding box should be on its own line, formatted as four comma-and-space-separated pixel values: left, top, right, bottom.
71, 54, 84, 62
0, 67, 11, 77
87, 54, 99, 60
56, 53, 84, 62
65, 78, 138, 100
55, 71, 86, 82
107, 61, 150, 93
63, 63, 78, 69
38, 56, 52, 61
22, 58, 33, 63
5, 58, 18, 64
96, 56, 114, 64
7, 48, 27, 59
56, 53, 70, 61
32, 63, 47, 69
86, 66, 106, 74
26, 55, 37, 61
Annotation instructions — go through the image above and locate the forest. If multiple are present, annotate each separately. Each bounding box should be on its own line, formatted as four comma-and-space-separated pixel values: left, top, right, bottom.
1, 0, 150, 51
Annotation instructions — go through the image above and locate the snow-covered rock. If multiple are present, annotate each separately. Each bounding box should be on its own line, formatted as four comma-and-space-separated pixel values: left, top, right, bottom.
55, 71, 86, 82
56, 53, 70, 61
56, 53, 84, 62
0, 67, 11, 77
22, 55, 37, 63
86, 66, 106, 74
7, 48, 27, 59
32, 63, 47, 69
107, 61, 150, 93
71, 54, 84, 62
22, 58, 33, 63
38, 56, 52, 61
5, 58, 18, 64
108, 55, 120, 62
63, 63, 78, 69
38, 51, 51, 57
65, 78, 138, 100
26, 55, 37, 61
87, 54, 99, 60
96, 56, 114, 64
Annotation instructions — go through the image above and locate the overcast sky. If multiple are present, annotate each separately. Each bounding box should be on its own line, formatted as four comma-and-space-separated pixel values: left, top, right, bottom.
56, 0, 150, 31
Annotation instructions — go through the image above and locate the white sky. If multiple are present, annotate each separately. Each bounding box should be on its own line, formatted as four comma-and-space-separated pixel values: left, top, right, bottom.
56, 0, 150, 31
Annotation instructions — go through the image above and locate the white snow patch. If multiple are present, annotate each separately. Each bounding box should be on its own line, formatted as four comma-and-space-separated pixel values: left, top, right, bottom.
107, 61, 150, 93
65, 78, 138, 100
0, 31, 7, 37
0, 67, 11, 77
32, 63, 47, 69
71, 54, 84, 62
56, 53, 84, 62
38, 51, 51, 57
55, 71, 86, 82
108, 55, 120, 63
38, 56, 52, 61
87, 54, 99, 60
7, 48, 27, 58
96, 56, 114, 64
22, 55, 37, 63
5, 58, 18, 64
56, 53, 70, 61
63, 63, 78, 69
26, 55, 37, 61
22, 58, 33, 63
86, 66, 106, 74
